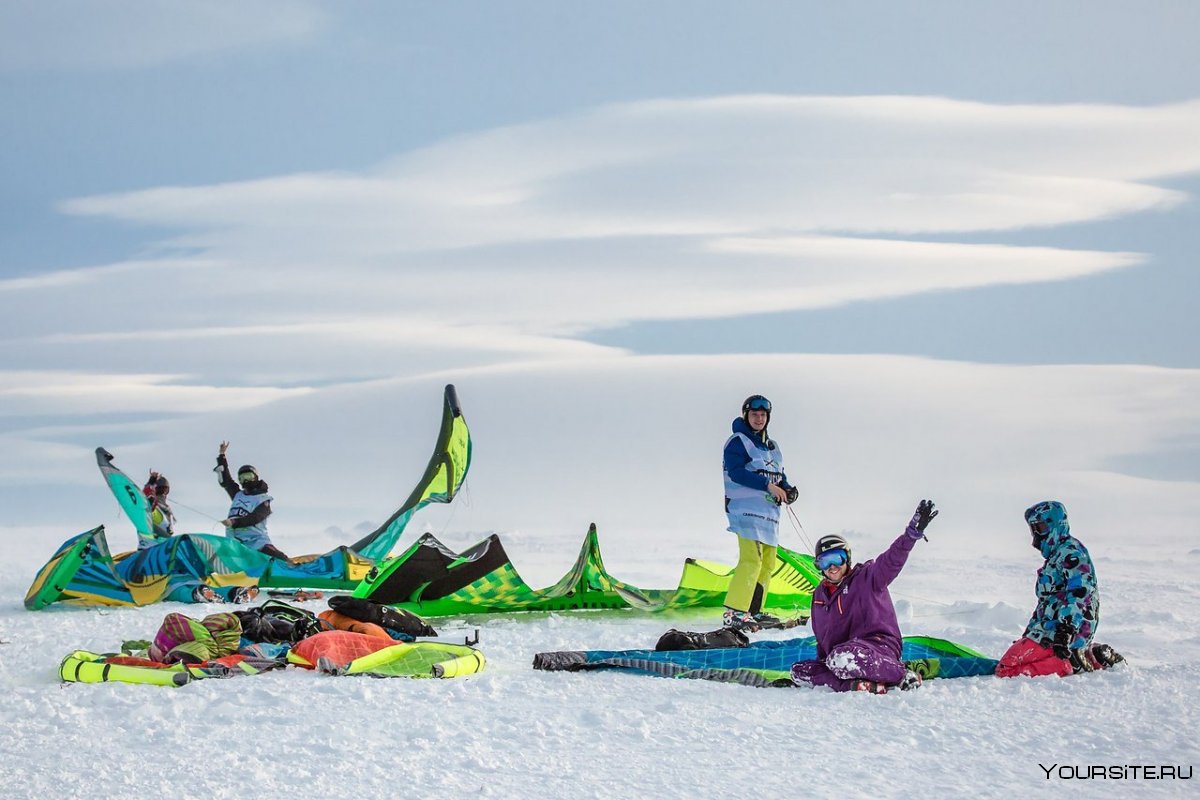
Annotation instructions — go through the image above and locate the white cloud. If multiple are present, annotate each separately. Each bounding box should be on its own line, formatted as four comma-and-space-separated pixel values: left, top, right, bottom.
7, 356, 1196, 577
0, 0, 324, 71
0, 371, 310, 416
62, 96, 1200, 245
2, 94, 1197, 530
45, 97, 1194, 350
0, 234, 1139, 377
0, 258, 221, 292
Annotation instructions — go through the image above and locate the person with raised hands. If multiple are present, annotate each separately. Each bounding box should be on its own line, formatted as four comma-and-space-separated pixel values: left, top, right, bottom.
789, 500, 938, 693
214, 441, 291, 562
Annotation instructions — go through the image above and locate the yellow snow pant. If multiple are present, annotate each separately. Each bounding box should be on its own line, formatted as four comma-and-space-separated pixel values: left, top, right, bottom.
723, 537, 777, 613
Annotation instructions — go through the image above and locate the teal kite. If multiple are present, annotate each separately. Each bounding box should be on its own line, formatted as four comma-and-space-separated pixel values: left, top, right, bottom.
533, 636, 999, 687
26, 384, 471, 609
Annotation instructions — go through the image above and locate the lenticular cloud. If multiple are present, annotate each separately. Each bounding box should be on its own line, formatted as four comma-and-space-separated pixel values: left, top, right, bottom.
1, 95, 1196, 470
53, 95, 1199, 338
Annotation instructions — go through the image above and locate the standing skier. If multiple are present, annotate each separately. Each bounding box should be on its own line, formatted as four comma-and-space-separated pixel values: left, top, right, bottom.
995, 501, 1123, 678
721, 395, 799, 632
789, 501, 938, 693
214, 441, 291, 562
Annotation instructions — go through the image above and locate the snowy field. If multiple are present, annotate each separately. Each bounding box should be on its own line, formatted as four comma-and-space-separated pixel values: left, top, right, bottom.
2, 525, 1197, 799
4, 3, 1199, 795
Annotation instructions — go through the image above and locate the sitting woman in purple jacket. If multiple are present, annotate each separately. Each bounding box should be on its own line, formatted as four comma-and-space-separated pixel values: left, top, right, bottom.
790, 500, 938, 694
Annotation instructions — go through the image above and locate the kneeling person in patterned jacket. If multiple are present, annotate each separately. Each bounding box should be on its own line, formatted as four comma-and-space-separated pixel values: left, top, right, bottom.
790, 501, 938, 694
995, 501, 1124, 678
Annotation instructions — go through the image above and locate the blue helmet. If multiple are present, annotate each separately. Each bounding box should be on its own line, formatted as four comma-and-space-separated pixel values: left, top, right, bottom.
1024, 500, 1068, 548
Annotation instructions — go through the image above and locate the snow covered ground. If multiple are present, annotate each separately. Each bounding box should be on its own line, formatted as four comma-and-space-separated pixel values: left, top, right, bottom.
1, 524, 1197, 799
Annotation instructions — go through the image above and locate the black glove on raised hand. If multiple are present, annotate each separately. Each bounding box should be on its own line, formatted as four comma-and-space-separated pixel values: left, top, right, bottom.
1050, 624, 1075, 661
906, 499, 938, 539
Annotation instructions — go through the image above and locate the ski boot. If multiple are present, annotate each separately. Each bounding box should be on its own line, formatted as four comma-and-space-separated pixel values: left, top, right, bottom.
191, 585, 219, 603
230, 586, 260, 604
851, 679, 889, 694
722, 608, 761, 633
1089, 643, 1126, 669
747, 587, 777, 629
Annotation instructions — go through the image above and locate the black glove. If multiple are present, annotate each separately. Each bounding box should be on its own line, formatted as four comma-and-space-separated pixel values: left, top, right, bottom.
1050, 624, 1075, 661
906, 500, 938, 539
785, 486, 799, 505
914, 500, 937, 532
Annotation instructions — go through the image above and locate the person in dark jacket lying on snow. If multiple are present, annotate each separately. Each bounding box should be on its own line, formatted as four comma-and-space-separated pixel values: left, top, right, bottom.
790, 501, 938, 694
995, 500, 1124, 678
214, 441, 291, 562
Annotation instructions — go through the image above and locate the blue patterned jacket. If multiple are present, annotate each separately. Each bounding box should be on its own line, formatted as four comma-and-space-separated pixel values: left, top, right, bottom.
1023, 517, 1100, 649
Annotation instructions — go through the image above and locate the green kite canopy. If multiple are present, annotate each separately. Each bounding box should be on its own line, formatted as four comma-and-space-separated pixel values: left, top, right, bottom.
353, 523, 822, 616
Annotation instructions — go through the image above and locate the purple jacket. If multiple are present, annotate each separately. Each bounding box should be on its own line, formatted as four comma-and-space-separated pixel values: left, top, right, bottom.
810, 532, 916, 661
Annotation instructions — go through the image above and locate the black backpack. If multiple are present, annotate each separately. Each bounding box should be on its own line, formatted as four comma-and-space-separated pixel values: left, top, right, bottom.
235, 599, 330, 644
654, 628, 749, 651
328, 595, 437, 638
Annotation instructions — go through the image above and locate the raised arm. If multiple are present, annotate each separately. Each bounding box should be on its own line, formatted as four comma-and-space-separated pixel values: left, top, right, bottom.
214, 440, 238, 499
868, 500, 937, 590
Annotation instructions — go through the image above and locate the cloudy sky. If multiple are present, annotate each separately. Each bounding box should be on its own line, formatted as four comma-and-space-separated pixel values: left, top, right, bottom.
2, 2, 1197, 576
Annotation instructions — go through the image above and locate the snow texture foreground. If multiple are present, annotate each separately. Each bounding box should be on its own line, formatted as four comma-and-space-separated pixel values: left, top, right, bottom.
1, 529, 1197, 799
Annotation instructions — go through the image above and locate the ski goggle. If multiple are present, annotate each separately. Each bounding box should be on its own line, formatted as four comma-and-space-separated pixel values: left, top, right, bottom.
746, 397, 771, 412
238, 472, 258, 483
815, 549, 849, 571
1028, 520, 1050, 535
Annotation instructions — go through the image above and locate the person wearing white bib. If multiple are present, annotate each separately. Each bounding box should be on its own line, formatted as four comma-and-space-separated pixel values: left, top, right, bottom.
214, 441, 291, 562
721, 394, 798, 632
